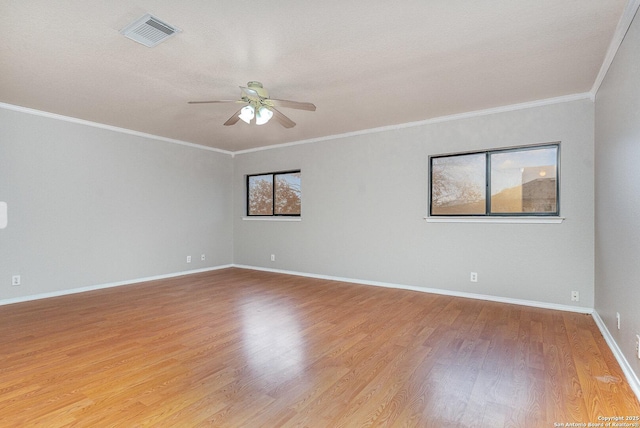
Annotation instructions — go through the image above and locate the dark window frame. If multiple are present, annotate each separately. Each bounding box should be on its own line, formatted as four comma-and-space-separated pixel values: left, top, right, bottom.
429, 143, 560, 217
246, 169, 301, 217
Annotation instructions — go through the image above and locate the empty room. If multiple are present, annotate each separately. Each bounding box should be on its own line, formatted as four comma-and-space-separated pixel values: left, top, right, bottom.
1, 1, 640, 426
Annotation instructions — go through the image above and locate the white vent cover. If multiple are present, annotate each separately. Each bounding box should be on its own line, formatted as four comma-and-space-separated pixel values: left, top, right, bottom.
120, 14, 180, 47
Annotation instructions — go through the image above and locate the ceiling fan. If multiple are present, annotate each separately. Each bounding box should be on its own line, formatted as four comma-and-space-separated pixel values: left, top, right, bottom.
188, 81, 316, 128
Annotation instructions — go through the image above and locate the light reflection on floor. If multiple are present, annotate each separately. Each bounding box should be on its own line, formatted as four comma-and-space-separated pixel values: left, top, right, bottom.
240, 295, 305, 384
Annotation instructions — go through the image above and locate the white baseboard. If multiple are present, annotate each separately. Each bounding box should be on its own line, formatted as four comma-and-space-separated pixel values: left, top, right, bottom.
2, 262, 594, 316
0, 264, 233, 307
236, 264, 640, 400
592, 311, 640, 401
232, 264, 593, 314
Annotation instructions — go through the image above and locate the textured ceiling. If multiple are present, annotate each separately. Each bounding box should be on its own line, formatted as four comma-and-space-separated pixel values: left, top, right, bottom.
0, 1, 628, 152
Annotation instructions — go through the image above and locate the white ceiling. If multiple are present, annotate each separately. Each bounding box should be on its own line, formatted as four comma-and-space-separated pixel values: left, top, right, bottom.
0, 1, 628, 152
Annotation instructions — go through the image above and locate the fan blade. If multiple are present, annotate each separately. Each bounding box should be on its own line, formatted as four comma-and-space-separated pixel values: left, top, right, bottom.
223, 108, 244, 126
269, 99, 316, 111
188, 100, 242, 104
270, 107, 296, 128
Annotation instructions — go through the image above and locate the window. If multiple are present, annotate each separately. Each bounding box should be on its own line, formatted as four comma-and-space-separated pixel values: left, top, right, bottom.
429, 144, 559, 216
247, 170, 301, 216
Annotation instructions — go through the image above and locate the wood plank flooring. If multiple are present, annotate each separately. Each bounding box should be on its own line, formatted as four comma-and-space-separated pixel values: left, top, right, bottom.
0, 268, 638, 427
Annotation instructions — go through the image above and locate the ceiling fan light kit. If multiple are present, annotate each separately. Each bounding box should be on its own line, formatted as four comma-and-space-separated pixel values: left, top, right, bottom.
239, 105, 254, 124
238, 104, 273, 125
255, 106, 273, 125
189, 81, 316, 128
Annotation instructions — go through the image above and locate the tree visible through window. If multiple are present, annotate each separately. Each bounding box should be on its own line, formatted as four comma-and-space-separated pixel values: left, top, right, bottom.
431, 153, 486, 215
247, 170, 301, 216
430, 144, 559, 216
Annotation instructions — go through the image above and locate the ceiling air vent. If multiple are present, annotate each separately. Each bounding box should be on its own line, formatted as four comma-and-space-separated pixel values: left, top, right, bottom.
120, 14, 181, 47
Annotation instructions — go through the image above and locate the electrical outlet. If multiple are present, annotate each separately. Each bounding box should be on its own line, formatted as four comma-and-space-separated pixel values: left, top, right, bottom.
636, 335, 640, 360
187, 255, 191, 263
616, 312, 621, 330
270, 254, 276, 262
12, 275, 21, 286
201, 254, 205, 261
571, 291, 579, 302
470, 272, 478, 282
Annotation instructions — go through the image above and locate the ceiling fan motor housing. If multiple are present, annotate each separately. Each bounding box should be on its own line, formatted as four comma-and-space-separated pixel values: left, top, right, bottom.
246, 81, 269, 98
189, 81, 315, 128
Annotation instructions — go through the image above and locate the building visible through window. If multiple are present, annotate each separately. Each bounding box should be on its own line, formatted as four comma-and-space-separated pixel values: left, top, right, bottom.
430, 144, 559, 216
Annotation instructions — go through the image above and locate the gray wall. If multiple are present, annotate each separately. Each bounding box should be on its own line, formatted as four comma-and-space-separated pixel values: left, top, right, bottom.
0, 108, 234, 300
234, 99, 595, 309
2, 97, 596, 311
595, 11, 640, 378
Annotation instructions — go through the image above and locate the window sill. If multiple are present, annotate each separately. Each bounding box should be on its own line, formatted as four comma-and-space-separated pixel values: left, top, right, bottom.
424, 216, 564, 224
242, 217, 302, 222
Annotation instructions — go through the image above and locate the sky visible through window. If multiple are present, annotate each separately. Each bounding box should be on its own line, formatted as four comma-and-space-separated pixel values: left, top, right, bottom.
491, 147, 557, 194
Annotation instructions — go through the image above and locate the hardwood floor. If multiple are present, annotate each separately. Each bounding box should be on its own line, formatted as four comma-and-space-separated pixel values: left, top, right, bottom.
1, 268, 638, 427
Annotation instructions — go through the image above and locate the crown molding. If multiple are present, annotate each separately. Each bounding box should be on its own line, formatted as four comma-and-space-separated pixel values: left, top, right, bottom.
591, 0, 640, 97
233, 92, 593, 155
2, 90, 593, 157
0, 102, 233, 156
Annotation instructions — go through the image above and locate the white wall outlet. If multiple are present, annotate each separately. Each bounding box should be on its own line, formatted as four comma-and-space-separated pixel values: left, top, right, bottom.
201, 254, 205, 261
187, 255, 191, 263
470, 272, 478, 282
636, 335, 640, 360
571, 291, 579, 302
616, 312, 621, 330
270, 254, 276, 262
12, 275, 21, 286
